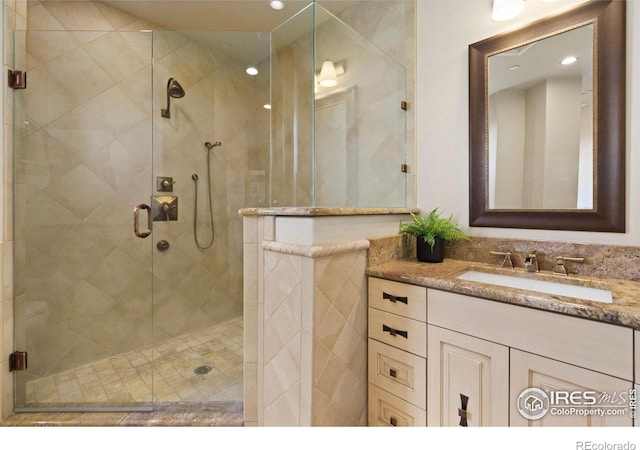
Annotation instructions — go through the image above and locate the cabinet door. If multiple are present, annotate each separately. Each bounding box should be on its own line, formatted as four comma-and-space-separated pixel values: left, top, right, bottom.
427, 326, 509, 426
510, 349, 633, 426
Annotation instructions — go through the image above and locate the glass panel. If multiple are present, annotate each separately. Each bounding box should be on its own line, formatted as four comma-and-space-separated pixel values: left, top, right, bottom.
13, 30, 154, 410
151, 30, 262, 405
270, 5, 315, 207
314, 3, 407, 207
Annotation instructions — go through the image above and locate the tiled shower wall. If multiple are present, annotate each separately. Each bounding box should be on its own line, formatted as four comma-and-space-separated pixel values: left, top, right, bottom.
3, 0, 263, 411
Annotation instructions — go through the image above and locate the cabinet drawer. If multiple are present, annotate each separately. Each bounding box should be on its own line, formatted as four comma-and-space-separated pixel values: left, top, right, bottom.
368, 277, 426, 322
368, 384, 426, 427
368, 338, 426, 409
428, 289, 633, 381
369, 308, 427, 358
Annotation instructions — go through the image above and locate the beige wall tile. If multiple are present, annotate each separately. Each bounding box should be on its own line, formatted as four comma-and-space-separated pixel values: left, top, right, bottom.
264, 381, 300, 426
40, 1, 114, 31
27, 2, 64, 30
263, 332, 301, 406
94, 2, 137, 30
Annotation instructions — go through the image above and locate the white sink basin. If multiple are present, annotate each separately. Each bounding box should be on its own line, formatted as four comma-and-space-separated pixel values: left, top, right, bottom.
456, 270, 613, 304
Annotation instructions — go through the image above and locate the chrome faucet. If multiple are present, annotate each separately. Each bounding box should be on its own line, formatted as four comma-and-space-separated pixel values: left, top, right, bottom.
524, 249, 539, 272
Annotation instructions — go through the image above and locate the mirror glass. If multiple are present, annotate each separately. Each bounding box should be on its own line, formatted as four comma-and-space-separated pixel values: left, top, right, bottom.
488, 24, 594, 210
469, 0, 625, 232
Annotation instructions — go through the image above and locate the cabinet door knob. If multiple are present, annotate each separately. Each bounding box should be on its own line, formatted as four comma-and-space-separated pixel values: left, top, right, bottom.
389, 368, 397, 378
390, 416, 397, 427
458, 394, 469, 426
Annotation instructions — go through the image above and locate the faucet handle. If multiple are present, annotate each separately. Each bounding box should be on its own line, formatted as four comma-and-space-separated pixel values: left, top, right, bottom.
553, 256, 584, 275
490, 251, 513, 268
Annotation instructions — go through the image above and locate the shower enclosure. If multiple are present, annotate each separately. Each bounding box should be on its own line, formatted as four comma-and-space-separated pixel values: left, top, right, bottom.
12, 27, 261, 410
8, 0, 412, 413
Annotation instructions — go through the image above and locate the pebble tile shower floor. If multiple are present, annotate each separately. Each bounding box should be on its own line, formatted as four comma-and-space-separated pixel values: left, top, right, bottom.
2, 317, 243, 426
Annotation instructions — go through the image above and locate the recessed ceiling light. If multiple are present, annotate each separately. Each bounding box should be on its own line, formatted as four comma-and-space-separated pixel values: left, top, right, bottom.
491, 0, 524, 22
269, 0, 285, 11
561, 56, 578, 65
246, 66, 259, 76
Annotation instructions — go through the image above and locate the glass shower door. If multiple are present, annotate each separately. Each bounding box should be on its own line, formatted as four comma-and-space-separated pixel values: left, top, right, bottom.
13, 30, 154, 410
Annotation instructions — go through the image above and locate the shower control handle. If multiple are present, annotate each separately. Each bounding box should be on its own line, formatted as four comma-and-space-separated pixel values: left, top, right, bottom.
133, 203, 152, 238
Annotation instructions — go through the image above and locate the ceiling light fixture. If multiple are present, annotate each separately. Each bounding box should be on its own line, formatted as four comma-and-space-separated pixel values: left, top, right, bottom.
491, 0, 525, 22
269, 0, 285, 11
561, 55, 578, 65
246, 66, 259, 76
317, 60, 345, 88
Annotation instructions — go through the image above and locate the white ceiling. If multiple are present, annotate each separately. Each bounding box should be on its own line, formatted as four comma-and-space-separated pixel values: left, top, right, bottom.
100, 0, 354, 67
103, 0, 311, 31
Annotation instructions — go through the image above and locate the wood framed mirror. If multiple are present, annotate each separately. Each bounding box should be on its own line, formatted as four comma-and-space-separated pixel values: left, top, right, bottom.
469, 0, 625, 232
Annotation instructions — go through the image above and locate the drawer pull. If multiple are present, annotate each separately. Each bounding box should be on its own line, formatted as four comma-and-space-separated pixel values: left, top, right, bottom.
382, 324, 408, 339
390, 416, 397, 427
389, 368, 397, 378
458, 394, 469, 427
383, 292, 408, 305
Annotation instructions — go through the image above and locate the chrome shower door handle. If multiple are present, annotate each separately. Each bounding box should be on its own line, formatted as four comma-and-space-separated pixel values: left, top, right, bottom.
133, 204, 152, 238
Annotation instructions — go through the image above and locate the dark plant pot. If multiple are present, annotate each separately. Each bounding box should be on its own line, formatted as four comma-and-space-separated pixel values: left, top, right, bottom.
416, 237, 445, 263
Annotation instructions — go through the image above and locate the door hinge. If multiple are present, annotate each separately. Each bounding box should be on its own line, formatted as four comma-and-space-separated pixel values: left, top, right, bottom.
401, 101, 408, 111
9, 351, 28, 372
401, 164, 408, 173
8, 70, 27, 89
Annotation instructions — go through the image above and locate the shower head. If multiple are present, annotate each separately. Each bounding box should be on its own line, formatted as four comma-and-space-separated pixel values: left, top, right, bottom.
161, 77, 185, 119
167, 78, 185, 98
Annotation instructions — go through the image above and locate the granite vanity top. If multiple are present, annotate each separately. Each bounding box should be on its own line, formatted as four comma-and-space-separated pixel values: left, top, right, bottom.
239, 207, 418, 216
366, 259, 640, 329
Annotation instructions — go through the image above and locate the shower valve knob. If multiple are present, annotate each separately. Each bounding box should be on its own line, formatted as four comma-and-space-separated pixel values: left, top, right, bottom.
157, 176, 176, 192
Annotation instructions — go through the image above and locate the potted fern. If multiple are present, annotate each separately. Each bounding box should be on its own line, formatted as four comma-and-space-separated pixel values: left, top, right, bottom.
400, 208, 469, 263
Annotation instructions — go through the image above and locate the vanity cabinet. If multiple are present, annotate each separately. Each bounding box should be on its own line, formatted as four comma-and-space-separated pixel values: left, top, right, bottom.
367, 275, 637, 427
427, 288, 634, 427
367, 277, 427, 426
427, 326, 509, 426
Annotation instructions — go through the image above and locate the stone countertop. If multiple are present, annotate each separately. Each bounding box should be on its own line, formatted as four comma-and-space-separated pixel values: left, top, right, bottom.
238, 207, 419, 216
366, 258, 640, 329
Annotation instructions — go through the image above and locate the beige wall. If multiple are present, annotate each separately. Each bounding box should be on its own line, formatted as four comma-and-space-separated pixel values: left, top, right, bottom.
418, 0, 639, 245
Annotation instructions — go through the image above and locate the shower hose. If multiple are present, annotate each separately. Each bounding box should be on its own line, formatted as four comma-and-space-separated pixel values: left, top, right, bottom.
192, 141, 219, 250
